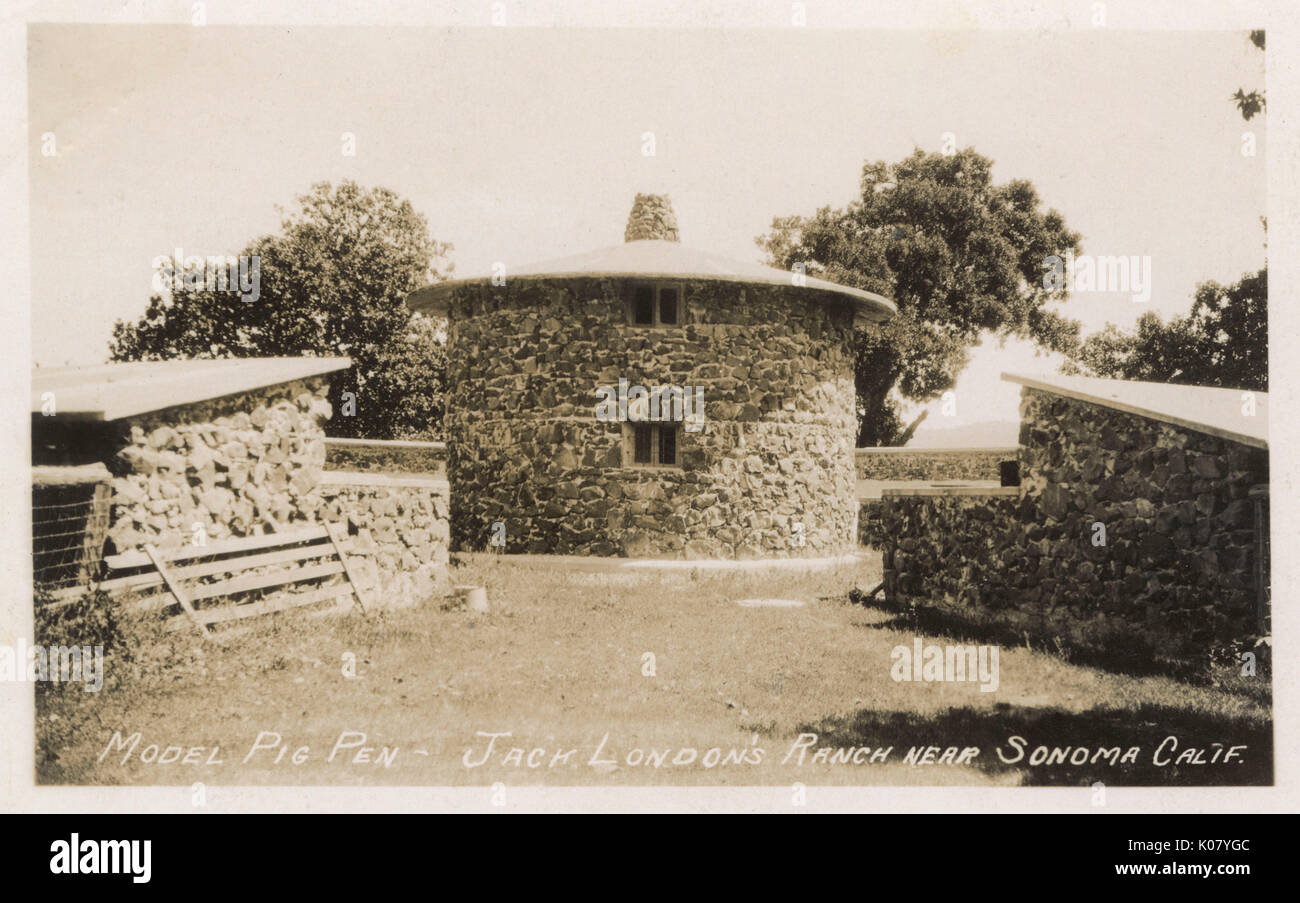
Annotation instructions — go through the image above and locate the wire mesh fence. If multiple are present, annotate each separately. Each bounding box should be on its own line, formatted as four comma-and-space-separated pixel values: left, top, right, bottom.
32, 465, 112, 596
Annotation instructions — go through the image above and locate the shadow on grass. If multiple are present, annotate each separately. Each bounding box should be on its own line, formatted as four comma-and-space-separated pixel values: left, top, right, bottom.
849, 588, 1270, 695
799, 702, 1272, 786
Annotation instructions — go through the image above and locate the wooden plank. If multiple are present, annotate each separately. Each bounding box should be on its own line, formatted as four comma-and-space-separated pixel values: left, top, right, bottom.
327, 522, 372, 614
162, 585, 355, 633
144, 543, 209, 639
100, 539, 334, 592
37, 584, 89, 608
187, 560, 345, 602
131, 589, 172, 613
99, 570, 167, 593
195, 583, 355, 626
46, 585, 171, 615
31, 464, 113, 487
321, 471, 447, 489
324, 437, 447, 451
80, 481, 112, 584
104, 525, 329, 570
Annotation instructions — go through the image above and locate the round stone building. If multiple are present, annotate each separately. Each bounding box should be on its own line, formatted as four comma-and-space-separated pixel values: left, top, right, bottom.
407, 195, 895, 559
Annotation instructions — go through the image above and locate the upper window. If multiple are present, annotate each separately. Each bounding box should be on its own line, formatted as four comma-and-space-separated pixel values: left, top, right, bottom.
626, 423, 680, 468
628, 283, 682, 327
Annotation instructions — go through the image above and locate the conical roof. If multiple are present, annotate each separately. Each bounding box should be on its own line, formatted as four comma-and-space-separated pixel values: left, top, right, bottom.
406, 239, 895, 323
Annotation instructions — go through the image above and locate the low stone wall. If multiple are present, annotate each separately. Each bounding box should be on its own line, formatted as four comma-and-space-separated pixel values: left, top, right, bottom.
864, 485, 1034, 615
317, 472, 451, 608
57, 377, 453, 612
324, 438, 446, 478
105, 377, 331, 553
861, 389, 1269, 666
854, 447, 1016, 482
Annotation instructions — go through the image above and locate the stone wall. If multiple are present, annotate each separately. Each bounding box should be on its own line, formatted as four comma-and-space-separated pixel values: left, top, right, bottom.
317, 472, 450, 607
864, 486, 1024, 607
324, 438, 446, 478
854, 447, 1016, 481
104, 377, 332, 553
92, 376, 452, 609
862, 387, 1269, 665
447, 277, 859, 558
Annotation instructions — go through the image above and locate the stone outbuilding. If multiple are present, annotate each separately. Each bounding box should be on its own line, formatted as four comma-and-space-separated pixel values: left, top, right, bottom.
32, 358, 351, 556
32, 357, 453, 608
407, 194, 895, 558
865, 372, 1270, 663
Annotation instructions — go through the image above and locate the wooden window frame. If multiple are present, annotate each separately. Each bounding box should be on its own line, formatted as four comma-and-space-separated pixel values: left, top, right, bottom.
625, 281, 683, 328
623, 422, 682, 468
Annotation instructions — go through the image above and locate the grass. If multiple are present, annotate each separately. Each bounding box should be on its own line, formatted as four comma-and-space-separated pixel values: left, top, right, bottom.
36, 553, 1272, 786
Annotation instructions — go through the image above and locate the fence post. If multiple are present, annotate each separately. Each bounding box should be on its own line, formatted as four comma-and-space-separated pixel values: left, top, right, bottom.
32, 463, 113, 595
1250, 484, 1269, 636
80, 480, 112, 585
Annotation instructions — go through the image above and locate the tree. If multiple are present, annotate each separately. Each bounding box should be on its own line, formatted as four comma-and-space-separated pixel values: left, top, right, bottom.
1067, 268, 1267, 391
1233, 30, 1266, 121
361, 312, 449, 440
1069, 33, 1269, 394
110, 181, 453, 439
758, 148, 1081, 446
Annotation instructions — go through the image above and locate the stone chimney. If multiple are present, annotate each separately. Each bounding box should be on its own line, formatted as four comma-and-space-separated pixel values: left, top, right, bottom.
624, 193, 680, 242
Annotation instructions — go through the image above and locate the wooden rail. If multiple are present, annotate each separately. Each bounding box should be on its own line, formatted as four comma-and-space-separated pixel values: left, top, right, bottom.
94, 524, 373, 637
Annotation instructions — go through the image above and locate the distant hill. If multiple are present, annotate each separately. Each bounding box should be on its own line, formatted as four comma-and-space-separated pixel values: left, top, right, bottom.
905, 419, 1020, 449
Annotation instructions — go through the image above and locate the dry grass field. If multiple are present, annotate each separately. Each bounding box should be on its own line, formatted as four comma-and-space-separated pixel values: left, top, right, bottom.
36, 553, 1271, 787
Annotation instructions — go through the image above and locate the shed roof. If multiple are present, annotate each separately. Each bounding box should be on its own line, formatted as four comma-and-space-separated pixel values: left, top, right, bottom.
1002, 372, 1267, 450
32, 357, 351, 422
406, 239, 896, 323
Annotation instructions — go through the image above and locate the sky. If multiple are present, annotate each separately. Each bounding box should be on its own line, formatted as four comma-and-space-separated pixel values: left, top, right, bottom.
27, 24, 1266, 442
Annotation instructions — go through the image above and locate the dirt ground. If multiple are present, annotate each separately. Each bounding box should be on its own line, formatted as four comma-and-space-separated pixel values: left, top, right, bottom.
36, 553, 1272, 787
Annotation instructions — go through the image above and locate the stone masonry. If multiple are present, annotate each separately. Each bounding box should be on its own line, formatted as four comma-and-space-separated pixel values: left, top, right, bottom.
317, 473, 451, 607
99, 376, 451, 609
105, 377, 332, 553
446, 277, 860, 558
854, 447, 1016, 482
624, 193, 680, 242
863, 387, 1268, 663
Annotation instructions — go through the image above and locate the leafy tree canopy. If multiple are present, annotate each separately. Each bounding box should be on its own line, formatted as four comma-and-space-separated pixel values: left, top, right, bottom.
1233, 30, 1266, 121
758, 147, 1081, 445
110, 181, 453, 439
1066, 268, 1267, 391
1070, 38, 1268, 395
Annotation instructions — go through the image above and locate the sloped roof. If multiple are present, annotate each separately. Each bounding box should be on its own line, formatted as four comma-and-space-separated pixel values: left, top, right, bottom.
1002, 372, 1267, 449
32, 357, 351, 422
406, 239, 896, 323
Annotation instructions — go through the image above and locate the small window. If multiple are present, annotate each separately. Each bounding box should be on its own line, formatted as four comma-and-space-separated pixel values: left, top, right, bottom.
658, 287, 679, 325
633, 423, 653, 464
625, 423, 681, 467
627, 283, 682, 327
633, 286, 655, 325
658, 423, 677, 465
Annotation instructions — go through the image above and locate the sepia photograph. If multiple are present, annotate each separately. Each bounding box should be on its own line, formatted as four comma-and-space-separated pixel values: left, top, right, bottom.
2, 1, 1295, 841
